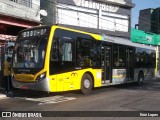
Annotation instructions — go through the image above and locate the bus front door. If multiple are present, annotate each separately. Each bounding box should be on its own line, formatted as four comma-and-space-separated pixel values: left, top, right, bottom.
102, 45, 112, 84
126, 47, 134, 80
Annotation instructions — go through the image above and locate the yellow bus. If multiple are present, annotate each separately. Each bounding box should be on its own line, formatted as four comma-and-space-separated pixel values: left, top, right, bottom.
11, 25, 157, 94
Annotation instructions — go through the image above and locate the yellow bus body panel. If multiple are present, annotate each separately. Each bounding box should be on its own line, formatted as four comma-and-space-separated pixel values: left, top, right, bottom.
46, 26, 102, 92
155, 47, 159, 76
13, 69, 47, 82
14, 74, 34, 82
48, 68, 102, 92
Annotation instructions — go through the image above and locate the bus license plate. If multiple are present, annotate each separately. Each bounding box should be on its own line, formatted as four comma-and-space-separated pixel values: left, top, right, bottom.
20, 86, 29, 89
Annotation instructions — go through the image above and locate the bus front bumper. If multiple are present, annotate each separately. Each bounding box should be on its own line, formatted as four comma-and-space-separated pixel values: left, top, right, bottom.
11, 77, 50, 92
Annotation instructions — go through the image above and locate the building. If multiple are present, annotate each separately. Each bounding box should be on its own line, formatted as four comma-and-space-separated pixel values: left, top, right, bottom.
0, 0, 41, 86
41, 0, 135, 39
138, 8, 160, 34
0, 0, 41, 46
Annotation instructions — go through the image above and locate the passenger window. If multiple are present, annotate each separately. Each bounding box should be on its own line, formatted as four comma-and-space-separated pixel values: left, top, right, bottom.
76, 38, 101, 67
113, 45, 126, 67
60, 42, 72, 61
51, 37, 73, 62
51, 41, 58, 61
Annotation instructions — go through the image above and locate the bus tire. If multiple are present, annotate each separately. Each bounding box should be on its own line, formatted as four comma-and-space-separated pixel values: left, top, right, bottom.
137, 72, 144, 85
81, 73, 93, 94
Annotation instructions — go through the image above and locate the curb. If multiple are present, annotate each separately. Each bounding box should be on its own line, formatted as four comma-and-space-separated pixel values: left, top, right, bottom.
0, 94, 6, 99
0, 87, 7, 99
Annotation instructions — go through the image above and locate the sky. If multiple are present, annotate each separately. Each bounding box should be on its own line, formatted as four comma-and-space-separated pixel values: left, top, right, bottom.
132, 0, 160, 28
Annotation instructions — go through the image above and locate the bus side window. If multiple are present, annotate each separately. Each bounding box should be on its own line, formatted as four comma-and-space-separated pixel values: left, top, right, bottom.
51, 37, 73, 62
76, 38, 101, 67
59, 42, 72, 61
58, 37, 73, 62
51, 41, 58, 61
113, 45, 126, 67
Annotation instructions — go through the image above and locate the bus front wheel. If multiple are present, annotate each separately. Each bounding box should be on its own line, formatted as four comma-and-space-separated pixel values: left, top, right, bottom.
81, 73, 93, 94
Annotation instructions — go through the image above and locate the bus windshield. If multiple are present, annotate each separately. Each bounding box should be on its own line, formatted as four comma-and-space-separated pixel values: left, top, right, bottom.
13, 36, 48, 69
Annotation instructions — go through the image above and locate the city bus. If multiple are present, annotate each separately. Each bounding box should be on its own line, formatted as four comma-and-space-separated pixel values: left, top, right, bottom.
11, 25, 157, 94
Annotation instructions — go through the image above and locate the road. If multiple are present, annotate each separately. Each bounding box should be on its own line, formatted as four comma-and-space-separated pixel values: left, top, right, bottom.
0, 79, 160, 120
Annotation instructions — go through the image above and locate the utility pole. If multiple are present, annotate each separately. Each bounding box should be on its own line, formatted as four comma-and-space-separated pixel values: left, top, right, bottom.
52, 0, 57, 25
40, 0, 57, 25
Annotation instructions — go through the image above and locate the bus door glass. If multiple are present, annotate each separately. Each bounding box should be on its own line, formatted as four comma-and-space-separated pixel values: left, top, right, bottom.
126, 47, 134, 80
102, 45, 112, 84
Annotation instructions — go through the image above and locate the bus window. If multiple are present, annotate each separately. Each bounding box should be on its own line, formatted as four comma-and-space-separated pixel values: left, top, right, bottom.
51, 41, 58, 61
13, 36, 47, 69
59, 42, 72, 62
58, 37, 73, 62
135, 48, 156, 68
113, 45, 126, 67
76, 39, 90, 66
76, 38, 101, 67
151, 51, 156, 68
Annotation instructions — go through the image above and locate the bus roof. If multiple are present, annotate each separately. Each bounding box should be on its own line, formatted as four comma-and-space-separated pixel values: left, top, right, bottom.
102, 35, 156, 50
17, 25, 156, 51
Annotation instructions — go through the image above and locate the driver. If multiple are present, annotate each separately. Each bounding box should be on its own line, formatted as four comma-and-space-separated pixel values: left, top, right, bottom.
24, 54, 30, 68
24, 54, 36, 68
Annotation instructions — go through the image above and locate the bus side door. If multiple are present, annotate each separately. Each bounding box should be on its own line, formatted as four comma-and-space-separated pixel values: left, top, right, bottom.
126, 47, 134, 80
102, 45, 112, 84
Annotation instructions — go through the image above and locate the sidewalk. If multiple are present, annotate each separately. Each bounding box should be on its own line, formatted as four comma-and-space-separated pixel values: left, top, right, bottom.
0, 87, 7, 99
0, 87, 50, 99
0, 87, 32, 99
0, 87, 24, 99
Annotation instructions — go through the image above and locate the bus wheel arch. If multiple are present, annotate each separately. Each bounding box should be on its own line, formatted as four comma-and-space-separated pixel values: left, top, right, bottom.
81, 72, 94, 94
137, 70, 144, 85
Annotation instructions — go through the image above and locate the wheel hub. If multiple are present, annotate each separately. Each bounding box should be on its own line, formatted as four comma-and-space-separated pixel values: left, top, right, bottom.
84, 79, 90, 89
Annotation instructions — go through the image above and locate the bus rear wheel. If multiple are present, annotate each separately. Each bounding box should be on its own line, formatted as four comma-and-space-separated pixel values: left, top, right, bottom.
81, 73, 93, 94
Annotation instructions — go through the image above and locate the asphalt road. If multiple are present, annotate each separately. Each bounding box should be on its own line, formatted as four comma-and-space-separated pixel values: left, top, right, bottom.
1, 79, 160, 120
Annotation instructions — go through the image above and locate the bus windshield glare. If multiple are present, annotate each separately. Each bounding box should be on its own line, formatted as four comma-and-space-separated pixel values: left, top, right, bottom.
13, 35, 48, 69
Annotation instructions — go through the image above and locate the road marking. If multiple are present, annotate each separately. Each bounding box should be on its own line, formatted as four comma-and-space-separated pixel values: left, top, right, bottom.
38, 96, 76, 105
17, 96, 76, 105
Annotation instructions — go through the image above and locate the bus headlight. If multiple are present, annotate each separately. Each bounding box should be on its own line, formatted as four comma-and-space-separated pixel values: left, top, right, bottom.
36, 72, 46, 82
